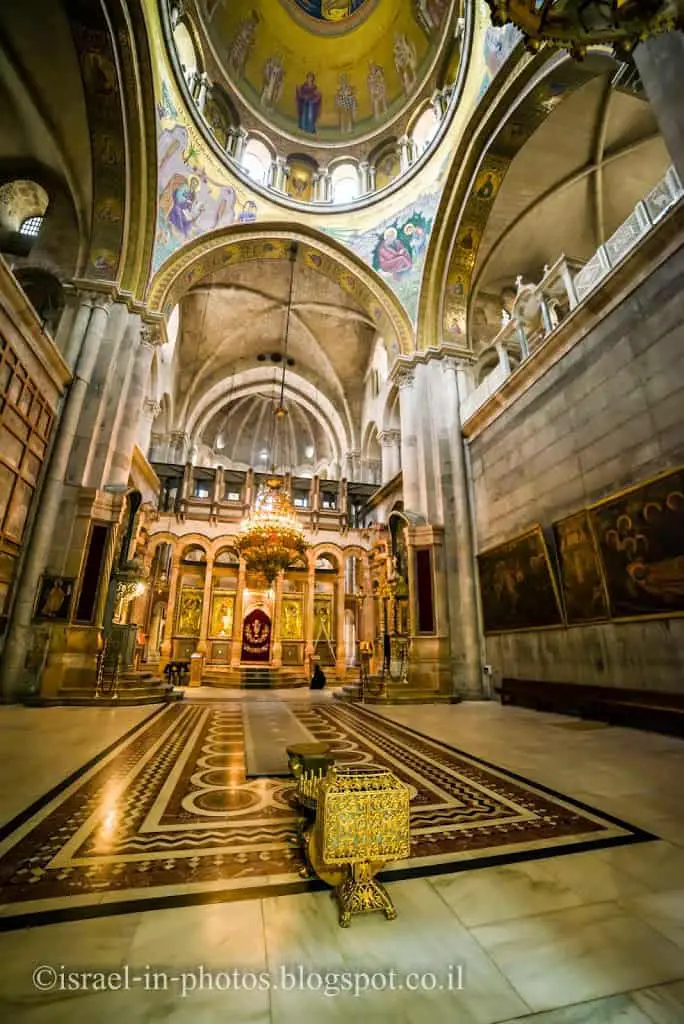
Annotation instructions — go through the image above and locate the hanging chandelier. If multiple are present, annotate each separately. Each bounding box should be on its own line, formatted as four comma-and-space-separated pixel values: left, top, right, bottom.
484, 0, 679, 59
236, 243, 309, 584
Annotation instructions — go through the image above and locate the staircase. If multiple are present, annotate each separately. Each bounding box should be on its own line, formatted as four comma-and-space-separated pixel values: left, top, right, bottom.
334, 675, 457, 705
202, 666, 308, 689
26, 670, 183, 707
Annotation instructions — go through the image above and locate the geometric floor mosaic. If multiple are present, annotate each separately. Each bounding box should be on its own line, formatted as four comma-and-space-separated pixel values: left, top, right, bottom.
0, 701, 653, 929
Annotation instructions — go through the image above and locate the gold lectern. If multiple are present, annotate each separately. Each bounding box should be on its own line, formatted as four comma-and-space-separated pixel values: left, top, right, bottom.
297, 764, 411, 927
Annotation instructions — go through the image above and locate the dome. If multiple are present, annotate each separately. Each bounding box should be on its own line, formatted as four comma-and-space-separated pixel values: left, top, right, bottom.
199, 0, 454, 145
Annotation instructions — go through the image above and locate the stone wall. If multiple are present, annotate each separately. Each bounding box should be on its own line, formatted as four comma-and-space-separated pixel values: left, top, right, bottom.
468, 239, 684, 693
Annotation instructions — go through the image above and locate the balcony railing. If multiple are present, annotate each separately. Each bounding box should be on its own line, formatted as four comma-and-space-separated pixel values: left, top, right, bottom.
460, 166, 683, 424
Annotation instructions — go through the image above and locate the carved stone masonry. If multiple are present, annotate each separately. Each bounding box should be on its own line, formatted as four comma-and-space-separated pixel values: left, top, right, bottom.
378, 429, 401, 447
395, 365, 415, 390
141, 323, 163, 348
142, 398, 162, 420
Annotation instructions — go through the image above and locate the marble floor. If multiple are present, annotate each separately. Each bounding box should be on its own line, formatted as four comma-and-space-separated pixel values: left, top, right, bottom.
0, 695, 683, 1023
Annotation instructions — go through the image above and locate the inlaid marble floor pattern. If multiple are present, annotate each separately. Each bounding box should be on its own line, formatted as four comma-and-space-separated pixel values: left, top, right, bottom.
0, 696, 683, 1023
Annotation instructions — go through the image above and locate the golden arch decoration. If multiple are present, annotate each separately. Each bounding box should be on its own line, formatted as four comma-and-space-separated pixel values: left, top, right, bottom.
145, 221, 415, 354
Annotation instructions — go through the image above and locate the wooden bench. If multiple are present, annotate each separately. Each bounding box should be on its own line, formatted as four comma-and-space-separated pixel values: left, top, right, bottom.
498, 678, 684, 738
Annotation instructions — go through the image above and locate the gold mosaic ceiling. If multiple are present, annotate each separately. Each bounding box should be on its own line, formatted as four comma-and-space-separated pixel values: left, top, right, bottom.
199, 0, 455, 143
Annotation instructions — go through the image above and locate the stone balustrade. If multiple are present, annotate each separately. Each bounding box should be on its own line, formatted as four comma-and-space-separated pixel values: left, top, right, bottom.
460, 166, 683, 424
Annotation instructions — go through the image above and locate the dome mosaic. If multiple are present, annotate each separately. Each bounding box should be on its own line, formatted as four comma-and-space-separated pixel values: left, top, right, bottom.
198, 0, 456, 145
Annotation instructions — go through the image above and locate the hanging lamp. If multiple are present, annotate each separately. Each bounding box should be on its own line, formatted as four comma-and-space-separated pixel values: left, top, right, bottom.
236, 243, 308, 584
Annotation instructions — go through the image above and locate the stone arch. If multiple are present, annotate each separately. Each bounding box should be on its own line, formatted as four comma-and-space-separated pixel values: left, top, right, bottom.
418, 48, 605, 347
145, 222, 415, 356
188, 372, 348, 470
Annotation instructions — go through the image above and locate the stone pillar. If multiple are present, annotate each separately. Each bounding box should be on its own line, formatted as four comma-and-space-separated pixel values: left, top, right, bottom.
396, 366, 420, 512
316, 169, 331, 202
182, 461, 193, 499
107, 323, 160, 487
197, 72, 210, 114
138, 398, 161, 459
439, 357, 483, 697
233, 128, 248, 164
271, 155, 288, 192
230, 561, 246, 668
0, 297, 112, 698
335, 569, 346, 676
398, 135, 412, 172
271, 572, 284, 667
359, 160, 371, 194
368, 164, 376, 192
634, 30, 684, 181
304, 556, 315, 672
160, 555, 181, 668
196, 556, 214, 666
62, 289, 94, 370
379, 429, 401, 483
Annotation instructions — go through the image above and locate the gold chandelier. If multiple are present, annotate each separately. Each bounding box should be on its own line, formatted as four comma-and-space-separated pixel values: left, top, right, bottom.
484, 0, 679, 59
236, 243, 309, 584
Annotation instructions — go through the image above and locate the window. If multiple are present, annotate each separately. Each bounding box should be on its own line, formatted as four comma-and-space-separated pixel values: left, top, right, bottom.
330, 163, 360, 204
242, 138, 272, 186
321, 493, 336, 510
294, 492, 309, 508
19, 216, 43, 238
411, 107, 439, 155
225, 490, 241, 502
194, 483, 210, 499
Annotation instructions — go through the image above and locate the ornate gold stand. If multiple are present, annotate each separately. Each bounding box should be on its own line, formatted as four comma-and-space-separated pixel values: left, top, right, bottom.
293, 763, 411, 928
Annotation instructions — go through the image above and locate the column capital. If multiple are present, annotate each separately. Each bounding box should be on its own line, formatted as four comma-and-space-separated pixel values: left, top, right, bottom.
378, 429, 401, 446
142, 397, 162, 420
141, 323, 163, 348
394, 365, 415, 390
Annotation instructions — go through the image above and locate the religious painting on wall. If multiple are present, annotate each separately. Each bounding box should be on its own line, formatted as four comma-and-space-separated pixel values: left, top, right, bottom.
478, 526, 563, 633
209, 592, 235, 638
553, 510, 609, 625
589, 467, 684, 620
176, 587, 203, 636
286, 158, 315, 202
34, 575, 74, 622
314, 597, 333, 641
241, 608, 271, 662
280, 597, 303, 640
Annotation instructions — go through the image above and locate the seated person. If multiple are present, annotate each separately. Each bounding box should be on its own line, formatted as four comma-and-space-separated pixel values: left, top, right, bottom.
310, 663, 326, 690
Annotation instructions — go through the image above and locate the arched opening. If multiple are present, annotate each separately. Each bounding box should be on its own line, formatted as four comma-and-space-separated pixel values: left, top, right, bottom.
242, 138, 273, 186
411, 106, 439, 155
330, 162, 360, 204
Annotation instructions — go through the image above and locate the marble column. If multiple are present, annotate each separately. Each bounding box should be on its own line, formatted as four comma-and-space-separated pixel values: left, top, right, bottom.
379, 429, 401, 483
398, 135, 412, 172
271, 572, 284, 667
438, 357, 483, 697
335, 569, 346, 675
359, 160, 371, 194
138, 398, 161, 460
196, 556, 214, 663
160, 556, 181, 667
230, 562, 247, 668
233, 128, 248, 164
634, 30, 684, 181
107, 323, 160, 487
304, 557, 315, 672
396, 366, 420, 513
197, 72, 210, 114
61, 289, 94, 370
0, 297, 112, 698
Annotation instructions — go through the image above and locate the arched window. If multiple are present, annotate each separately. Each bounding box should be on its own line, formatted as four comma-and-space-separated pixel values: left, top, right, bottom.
242, 138, 272, 186
174, 22, 198, 79
330, 163, 360, 204
411, 107, 439, 155
19, 215, 43, 238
